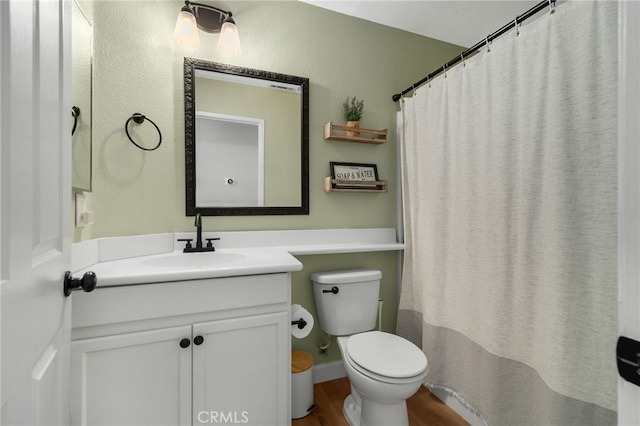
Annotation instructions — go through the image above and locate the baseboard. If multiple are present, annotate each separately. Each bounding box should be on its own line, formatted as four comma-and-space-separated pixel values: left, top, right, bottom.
312, 361, 346, 384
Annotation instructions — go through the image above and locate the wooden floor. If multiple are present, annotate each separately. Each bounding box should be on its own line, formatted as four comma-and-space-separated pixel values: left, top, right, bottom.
292, 377, 469, 426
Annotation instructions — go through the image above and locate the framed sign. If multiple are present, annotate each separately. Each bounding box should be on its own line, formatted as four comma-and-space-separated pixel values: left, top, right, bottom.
330, 162, 381, 189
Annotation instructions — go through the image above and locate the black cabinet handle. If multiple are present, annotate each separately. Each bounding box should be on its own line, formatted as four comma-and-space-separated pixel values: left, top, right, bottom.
194, 335, 204, 345
322, 286, 339, 294
63, 271, 97, 297
179, 338, 191, 348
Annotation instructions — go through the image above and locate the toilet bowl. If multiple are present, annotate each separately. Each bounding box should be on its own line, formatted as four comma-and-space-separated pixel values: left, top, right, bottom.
337, 333, 427, 426
311, 270, 428, 426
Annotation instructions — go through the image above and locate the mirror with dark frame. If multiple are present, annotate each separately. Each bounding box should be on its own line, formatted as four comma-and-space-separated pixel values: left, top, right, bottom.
184, 58, 309, 216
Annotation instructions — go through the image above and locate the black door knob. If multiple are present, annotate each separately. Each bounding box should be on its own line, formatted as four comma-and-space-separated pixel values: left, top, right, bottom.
194, 335, 204, 345
63, 271, 97, 297
179, 338, 191, 348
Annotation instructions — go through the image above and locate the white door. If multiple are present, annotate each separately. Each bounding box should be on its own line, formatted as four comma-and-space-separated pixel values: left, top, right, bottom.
618, 1, 640, 425
192, 312, 289, 425
195, 112, 265, 207
0, 0, 72, 424
71, 326, 192, 426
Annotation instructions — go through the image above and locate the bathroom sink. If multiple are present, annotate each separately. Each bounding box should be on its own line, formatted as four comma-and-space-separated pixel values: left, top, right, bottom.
78, 247, 302, 287
141, 252, 245, 268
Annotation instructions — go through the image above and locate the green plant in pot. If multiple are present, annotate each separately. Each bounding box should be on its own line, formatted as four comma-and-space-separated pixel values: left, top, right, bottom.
343, 96, 364, 136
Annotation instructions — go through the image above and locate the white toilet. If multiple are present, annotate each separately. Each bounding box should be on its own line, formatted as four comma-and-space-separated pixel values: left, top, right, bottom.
311, 269, 428, 426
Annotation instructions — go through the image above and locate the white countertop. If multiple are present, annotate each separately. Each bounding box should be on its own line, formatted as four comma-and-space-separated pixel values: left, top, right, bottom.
77, 248, 303, 287
72, 228, 404, 287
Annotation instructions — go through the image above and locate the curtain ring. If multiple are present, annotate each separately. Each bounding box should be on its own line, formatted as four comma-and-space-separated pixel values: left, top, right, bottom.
514, 18, 520, 36
548, 0, 556, 14
428, 75, 431, 88
485, 36, 491, 53
461, 52, 466, 67
443, 63, 448, 79
125, 113, 162, 151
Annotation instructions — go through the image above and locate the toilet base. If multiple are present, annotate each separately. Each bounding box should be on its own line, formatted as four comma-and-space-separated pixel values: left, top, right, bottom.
343, 394, 360, 426
342, 393, 409, 426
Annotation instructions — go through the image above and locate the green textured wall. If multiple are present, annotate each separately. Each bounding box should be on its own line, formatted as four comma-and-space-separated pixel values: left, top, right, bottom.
75, 0, 463, 366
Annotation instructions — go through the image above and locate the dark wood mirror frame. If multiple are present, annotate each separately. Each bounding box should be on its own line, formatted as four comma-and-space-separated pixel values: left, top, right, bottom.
184, 57, 309, 216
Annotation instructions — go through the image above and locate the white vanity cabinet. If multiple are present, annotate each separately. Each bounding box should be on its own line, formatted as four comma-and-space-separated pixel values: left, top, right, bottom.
70, 273, 291, 426
192, 312, 288, 424
71, 325, 193, 425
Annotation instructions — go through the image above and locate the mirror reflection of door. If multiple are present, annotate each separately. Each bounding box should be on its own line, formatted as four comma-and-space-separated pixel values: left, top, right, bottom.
196, 112, 265, 207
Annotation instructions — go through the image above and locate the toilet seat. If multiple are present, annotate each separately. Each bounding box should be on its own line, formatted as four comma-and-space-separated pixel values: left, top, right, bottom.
345, 331, 428, 384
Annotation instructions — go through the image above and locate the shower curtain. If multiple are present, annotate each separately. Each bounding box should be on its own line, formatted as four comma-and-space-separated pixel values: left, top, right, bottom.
397, 2, 618, 425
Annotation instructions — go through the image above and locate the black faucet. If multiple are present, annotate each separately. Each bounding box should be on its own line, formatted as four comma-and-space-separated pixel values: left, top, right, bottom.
194, 213, 203, 249
179, 213, 218, 252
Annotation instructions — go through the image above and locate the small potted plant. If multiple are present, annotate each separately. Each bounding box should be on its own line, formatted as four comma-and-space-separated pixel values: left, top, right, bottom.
343, 96, 364, 136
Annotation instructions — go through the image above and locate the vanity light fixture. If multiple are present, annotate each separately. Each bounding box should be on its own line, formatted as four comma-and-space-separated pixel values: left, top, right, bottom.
174, 3, 200, 47
174, 1, 241, 55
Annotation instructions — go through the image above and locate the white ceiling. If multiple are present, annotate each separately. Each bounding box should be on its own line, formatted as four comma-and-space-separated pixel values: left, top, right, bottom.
299, 1, 541, 48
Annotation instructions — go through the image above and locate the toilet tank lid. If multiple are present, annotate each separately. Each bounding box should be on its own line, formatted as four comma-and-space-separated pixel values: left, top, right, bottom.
311, 269, 381, 284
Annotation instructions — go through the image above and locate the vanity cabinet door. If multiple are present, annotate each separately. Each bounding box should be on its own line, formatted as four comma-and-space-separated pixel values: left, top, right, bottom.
71, 326, 192, 426
192, 312, 289, 426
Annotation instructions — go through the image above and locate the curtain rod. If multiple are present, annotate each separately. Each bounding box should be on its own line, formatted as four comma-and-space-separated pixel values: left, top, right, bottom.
392, 0, 555, 102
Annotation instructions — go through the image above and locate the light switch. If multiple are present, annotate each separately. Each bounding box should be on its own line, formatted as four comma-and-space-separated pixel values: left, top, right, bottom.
75, 192, 94, 227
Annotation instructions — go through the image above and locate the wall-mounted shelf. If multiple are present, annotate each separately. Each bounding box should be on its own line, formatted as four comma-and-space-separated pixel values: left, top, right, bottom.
323, 177, 388, 193
324, 122, 387, 144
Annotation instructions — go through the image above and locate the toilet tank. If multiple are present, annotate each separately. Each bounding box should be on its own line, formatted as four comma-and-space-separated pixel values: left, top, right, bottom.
311, 269, 381, 336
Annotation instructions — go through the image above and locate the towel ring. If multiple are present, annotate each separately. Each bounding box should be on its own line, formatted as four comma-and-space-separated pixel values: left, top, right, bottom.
71, 106, 80, 136
125, 113, 162, 151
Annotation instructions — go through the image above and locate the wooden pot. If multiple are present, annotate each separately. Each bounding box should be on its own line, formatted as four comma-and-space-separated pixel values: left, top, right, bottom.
346, 121, 360, 137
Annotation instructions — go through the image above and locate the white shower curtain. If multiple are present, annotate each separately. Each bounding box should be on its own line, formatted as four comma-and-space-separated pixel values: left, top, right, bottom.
397, 2, 618, 425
